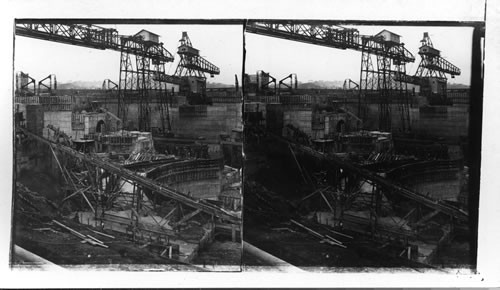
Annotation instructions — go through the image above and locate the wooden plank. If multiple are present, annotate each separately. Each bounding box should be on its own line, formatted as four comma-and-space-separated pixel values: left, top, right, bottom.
159, 207, 177, 226
319, 190, 334, 212
300, 186, 330, 202
89, 229, 115, 239
62, 186, 92, 202
49, 146, 69, 184
21, 128, 241, 224
288, 144, 308, 184
52, 220, 86, 239
175, 209, 202, 226
80, 191, 95, 213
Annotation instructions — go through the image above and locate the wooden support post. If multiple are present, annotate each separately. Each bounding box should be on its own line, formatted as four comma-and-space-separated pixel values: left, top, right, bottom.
288, 144, 308, 184
319, 190, 334, 213
175, 209, 202, 227
49, 146, 69, 184
159, 207, 177, 226
81, 191, 95, 214
62, 186, 92, 202
300, 186, 330, 202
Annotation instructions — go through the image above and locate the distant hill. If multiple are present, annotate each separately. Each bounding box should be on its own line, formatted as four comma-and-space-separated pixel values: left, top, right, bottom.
206, 82, 234, 88
298, 80, 343, 89
58, 80, 102, 90
447, 83, 470, 89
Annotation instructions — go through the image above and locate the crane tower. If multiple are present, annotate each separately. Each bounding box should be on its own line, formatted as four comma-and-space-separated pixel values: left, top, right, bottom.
174, 32, 220, 104
414, 32, 461, 105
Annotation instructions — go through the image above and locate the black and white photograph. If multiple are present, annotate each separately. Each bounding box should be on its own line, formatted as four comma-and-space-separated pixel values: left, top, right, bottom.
243, 21, 482, 271
2, 0, 500, 287
12, 21, 243, 271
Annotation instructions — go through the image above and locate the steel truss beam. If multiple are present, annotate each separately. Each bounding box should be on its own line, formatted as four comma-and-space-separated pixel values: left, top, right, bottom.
359, 39, 411, 132
415, 56, 461, 79
118, 37, 174, 132
246, 22, 415, 62
174, 32, 220, 78
246, 22, 415, 132
267, 130, 468, 222
21, 128, 241, 224
16, 71, 36, 94
15, 22, 176, 132
15, 23, 120, 51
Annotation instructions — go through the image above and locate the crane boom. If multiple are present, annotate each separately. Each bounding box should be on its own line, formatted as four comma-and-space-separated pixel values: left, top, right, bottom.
16, 23, 120, 51
175, 32, 220, 77
415, 32, 461, 78
15, 22, 175, 63
245, 21, 415, 63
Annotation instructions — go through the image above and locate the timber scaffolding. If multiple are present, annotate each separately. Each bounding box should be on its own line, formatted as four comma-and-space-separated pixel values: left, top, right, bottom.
19, 127, 240, 225
263, 127, 468, 222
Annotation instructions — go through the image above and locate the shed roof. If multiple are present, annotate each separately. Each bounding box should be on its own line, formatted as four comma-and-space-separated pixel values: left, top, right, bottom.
134, 29, 160, 37
376, 29, 401, 37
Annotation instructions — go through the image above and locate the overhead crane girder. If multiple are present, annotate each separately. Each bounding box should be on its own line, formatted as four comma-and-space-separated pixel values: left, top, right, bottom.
174, 32, 220, 78
15, 22, 177, 132
415, 32, 461, 78
246, 21, 415, 132
245, 22, 415, 63
15, 22, 175, 63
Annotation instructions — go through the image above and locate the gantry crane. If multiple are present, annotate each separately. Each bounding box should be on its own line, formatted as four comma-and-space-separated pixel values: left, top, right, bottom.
414, 32, 461, 104
15, 22, 176, 132
173, 32, 220, 104
245, 21, 416, 132
395, 32, 461, 105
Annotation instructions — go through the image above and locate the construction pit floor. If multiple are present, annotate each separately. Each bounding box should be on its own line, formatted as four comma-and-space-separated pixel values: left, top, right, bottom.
12, 180, 241, 271
244, 148, 473, 271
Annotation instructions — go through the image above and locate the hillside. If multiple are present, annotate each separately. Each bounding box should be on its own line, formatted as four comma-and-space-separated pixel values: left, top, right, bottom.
298, 80, 343, 89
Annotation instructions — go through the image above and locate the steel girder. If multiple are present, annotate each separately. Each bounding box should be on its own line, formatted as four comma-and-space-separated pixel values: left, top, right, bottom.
174, 32, 220, 78
20, 128, 241, 224
117, 37, 174, 131
15, 23, 120, 51
246, 22, 415, 63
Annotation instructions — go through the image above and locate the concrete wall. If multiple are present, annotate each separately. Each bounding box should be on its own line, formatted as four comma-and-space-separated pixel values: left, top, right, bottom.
169, 104, 242, 143
43, 111, 73, 138
110, 102, 241, 143
410, 106, 469, 138
169, 180, 221, 200
283, 109, 312, 136
361, 104, 469, 139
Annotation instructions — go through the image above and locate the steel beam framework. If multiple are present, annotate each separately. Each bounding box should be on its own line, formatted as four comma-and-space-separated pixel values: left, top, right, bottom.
15, 23, 120, 51
174, 32, 220, 78
415, 55, 461, 79
15, 22, 176, 132
246, 22, 415, 132
264, 130, 468, 222
246, 22, 415, 62
359, 38, 412, 132
38, 74, 57, 94
117, 36, 175, 132
20, 127, 241, 224
16, 71, 36, 95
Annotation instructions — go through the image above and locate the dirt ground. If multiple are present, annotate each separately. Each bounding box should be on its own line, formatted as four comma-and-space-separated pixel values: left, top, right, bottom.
243, 142, 468, 270
12, 181, 203, 270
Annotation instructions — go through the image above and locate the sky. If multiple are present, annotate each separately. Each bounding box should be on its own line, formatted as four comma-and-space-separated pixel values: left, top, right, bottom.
14, 23, 473, 86
14, 24, 243, 85
245, 25, 473, 86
